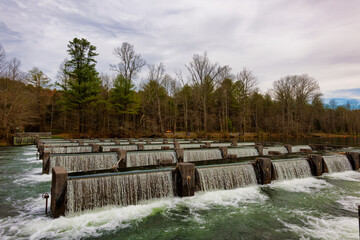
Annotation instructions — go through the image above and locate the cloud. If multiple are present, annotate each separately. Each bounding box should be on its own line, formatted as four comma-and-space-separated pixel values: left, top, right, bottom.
0, 0, 359, 95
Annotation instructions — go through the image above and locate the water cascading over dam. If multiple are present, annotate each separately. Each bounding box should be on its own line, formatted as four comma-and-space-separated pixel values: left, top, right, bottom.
179, 144, 202, 149
272, 159, 312, 180
263, 146, 288, 155
101, 145, 138, 151
143, 144, 174, 150
183, 149, 223, 162
66, 171, 174, 213
227, 147, 259, 158
49, 152, 118, 173
323, 155, 353, 173
126, 150, 177, 167
46, 146, 93, 154
197, 164, 257, 191
291, 145, 312, 152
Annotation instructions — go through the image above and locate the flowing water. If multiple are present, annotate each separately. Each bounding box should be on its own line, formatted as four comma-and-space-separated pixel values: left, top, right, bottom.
126, 151, 177, 167
292, 145, 312, 152
183, 149, 223, 162
0, 146, 359, 239
49, 153, 118, 173
227, 147, 259, 158
46, 146, 93, 154
101, 145, 138, 151
263, 146, 289, 155
272, 159, 312, 180
323, 155, 353, 173
197, 164, 257, 191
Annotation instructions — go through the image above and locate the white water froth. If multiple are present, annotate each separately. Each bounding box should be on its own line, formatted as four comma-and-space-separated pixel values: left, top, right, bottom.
14, 168, 51, 185
337, 194, 360, 213
324, 171, 360, 182
0, 186, 266, 240
270, 177, 332, 193
280, 214, 358, 240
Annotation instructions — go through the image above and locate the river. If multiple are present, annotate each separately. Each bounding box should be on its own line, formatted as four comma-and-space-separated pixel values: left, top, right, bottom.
0, 141, 359, 239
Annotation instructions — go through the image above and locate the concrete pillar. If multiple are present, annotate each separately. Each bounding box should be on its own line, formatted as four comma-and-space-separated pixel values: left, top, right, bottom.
255, 144, 263, 156
51, 167, 68, 218
146, 140, 151, 144
284, 144, 292, 154
100, 138, 105, 142
163, 139, 169, 144
77, 139, 84, 146
307, 154, 323, 176
175, 148, 184, 162
175, 163, 195, 197
89, 143, 101, 152
111, 149, 127, 168
42, 151, 51, 174
190, 140, 196, 144
69, 138, 74, 143
255, 157, 272, 184
112, 140, 120, 145
38, 143, 45, 159
161, 146, 170, 150
174, 141, 180, 149
231, 139, 238, 147
346, 152, 360, 170
137, 144, 144, 150
219, 146, 228, 159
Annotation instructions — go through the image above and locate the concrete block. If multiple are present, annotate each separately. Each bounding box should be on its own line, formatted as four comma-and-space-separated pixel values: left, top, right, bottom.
307, 154, 323, 176
51, 167, 68, 218
255, 157, 272, 184
175, 163, 195, 197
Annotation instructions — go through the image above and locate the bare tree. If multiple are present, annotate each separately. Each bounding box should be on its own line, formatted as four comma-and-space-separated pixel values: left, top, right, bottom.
186, 52, 227, 131
234, 68, 257, 134
273, 74, 320, 134
7, 57, 23, 81
110, 42, 146, 81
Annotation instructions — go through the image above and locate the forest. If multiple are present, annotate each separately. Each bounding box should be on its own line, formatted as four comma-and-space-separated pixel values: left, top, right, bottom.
1, 38, 359, 143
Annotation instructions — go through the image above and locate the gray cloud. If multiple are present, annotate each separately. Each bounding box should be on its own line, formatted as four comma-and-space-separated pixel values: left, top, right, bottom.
0, 0, 359, 98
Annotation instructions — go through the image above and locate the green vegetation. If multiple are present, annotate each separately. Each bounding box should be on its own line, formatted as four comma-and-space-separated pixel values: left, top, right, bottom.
0, 40, 359, 141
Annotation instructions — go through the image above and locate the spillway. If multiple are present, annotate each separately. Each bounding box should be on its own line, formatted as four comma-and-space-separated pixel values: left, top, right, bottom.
143, 144, 174, 150
101, 145, 138, 151
45, 146, 93, 154
263, 146, 288, 155
292, 145, 312, 152
126, 150, 177, 167
323, 155, 353, 173
49, 152, 118, 173
183, 149, 222, 162
197, 164, 257, 191
66, 170, 174, 213
272, 159, 312, 180
227, 147, 259, 158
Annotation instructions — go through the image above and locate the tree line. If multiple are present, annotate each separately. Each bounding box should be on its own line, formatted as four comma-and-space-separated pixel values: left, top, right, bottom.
0, 38, 359, 141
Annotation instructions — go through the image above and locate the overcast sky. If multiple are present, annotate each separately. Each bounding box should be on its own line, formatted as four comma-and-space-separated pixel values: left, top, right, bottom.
1, 0, 359, 101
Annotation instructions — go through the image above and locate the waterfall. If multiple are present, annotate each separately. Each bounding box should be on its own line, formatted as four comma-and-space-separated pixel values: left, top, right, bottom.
44, 143, 79, 147
183, 149, 222, 162
197, 164, 257, 191
211, 143, 231, 147
272, 159, 312, 180
227, 147, 259, 158
179, 144, 202, 149
263, 146, 288, 155
292, 145, 312, 152
237, 142, 255, 146
323, 155, 353, 173
143, 144, 174, 150
45, 146, 92, 154
126, 151, 176, 167
66, 171, 174, 213
49, 153, 118, 173
101, 145, 138, 151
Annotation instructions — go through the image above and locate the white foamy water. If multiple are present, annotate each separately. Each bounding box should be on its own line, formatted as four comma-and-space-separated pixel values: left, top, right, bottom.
323, 171, 360, 182
337, 194, 360, 213
270, 177, 332, 193
227, 147, 259, 158
280, 214, 358, 240
323, 155, 353, 173
14, 168, 52, 185
263, 146, 288, 155
291, 145, 312, 152
0, 186, 267, 240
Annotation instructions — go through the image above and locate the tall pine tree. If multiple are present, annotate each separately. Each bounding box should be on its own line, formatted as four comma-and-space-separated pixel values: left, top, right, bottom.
59, 38, 101, 133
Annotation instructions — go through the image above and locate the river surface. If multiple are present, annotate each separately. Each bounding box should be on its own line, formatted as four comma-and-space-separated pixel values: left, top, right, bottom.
0, 141, 360, 239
